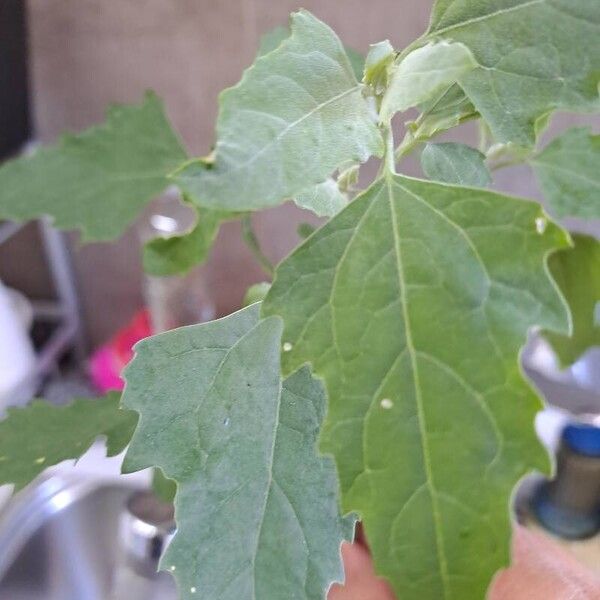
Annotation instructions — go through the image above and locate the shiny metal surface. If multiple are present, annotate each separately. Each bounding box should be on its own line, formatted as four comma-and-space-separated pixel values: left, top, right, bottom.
120, 490, 175, 578
0, 475, 176, 600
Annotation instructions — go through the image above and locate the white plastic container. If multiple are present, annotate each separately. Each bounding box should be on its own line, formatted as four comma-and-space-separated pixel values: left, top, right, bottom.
0, 279, 36, 411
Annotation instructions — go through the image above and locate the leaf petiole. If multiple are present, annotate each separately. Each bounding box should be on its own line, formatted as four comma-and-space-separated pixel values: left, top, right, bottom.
394, 130, 421, 163
241, 214, 275, 277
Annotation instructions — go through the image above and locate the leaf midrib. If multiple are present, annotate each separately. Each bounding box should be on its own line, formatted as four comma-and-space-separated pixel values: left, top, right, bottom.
385, 174, 451, 597
250, 374, 283, 600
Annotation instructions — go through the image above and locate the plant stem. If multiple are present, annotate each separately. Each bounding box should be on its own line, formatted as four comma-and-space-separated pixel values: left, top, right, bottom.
478, 121, 490, 153
384, 127, 396, 174
394, 131, 420, 163
241, 215, 275, 277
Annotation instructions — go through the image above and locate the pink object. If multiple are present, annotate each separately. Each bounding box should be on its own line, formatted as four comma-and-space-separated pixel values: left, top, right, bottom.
89, 309, 152, 393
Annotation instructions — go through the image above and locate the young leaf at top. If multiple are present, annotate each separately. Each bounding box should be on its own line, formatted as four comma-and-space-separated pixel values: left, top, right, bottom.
294, 178, 348, 217
174, 10, 383, 213
122, 304, 352, 600
364, 40, 396, 95
263, 174, 570, 599
380, 41, 476, 122
530, 127, 600, 220
143, 206, 236, 276
0, 93, 186, 241
0, 392, 136, 491
543, 235, 600, 367
427, 0, 600, 146
421, 142, 491, 187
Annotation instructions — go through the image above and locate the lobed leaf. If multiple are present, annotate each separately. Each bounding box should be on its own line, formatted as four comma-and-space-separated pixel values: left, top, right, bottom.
427, 0, 600, 146
0, 93, 186, 241
174, 10, 383, 213
543, 234, 600, 367
122, 304, 352, 600
0, 392, 136, 491
421, 142, 491, 187
530, 127, 600, 219
263, 174, 570, 599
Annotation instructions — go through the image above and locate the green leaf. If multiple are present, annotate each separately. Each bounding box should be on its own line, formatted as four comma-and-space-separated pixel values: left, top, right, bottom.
364, 40, 396, 94
297, 223, 317, 239
421, 142, 491, 187
0, 92, 186, 241
543, 234, 600, 367
294, 178, 348, 217
122, 305, 351, 600
174, 10, 383, 212
263, 174, 570, 599
409, 84, 478, 140
0, 392, 137, 491
143, 208, 235, 276
152, 467, 177, 503
428, 0, 600, 146
345, 47, 366, 82
380, 41, 477, 122
243, 281, 271, 306
530, 127, 600, 219
257, 24, 364, 81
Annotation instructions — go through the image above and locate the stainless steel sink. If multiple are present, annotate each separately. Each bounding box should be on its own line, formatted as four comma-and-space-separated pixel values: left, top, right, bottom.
0, 475, 177, 600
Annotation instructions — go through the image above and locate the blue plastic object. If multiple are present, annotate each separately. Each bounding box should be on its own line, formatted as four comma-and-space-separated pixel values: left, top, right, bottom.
563, 423, 600, 458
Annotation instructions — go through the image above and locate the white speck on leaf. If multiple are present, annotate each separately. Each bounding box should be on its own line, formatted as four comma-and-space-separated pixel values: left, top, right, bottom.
190, 587, 197, 594
283, 342, 293, 352
35, 457, 46, 464
380, 398, 393, 410
535, 217, 547, 234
